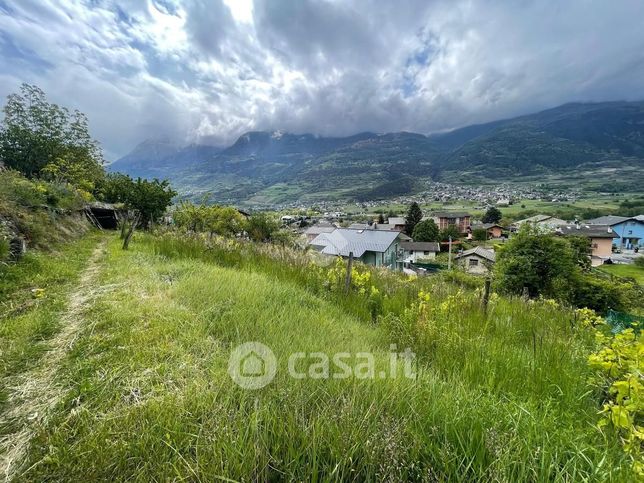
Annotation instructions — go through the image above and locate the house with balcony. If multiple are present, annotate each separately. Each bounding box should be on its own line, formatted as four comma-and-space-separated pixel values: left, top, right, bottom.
555, 224, 619, 266
429, 212, 471, 234
586, 215, 644, 250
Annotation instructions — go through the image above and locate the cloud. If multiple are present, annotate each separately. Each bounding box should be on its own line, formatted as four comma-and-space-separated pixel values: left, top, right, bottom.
0, 0, 643, 160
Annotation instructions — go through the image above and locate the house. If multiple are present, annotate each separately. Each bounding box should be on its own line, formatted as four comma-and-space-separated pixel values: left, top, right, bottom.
586, 215, 644, 250
348, 222, 411, 236
555, 224, 619, 266
455, 246, 496, 274
304, 225, 336, 242
469, 223, 504, 239
429, 212, 471, 234
400, 241, 440, 263
310, 228, 404, 269
387, 217, 406, 231
513, 214, 567, 231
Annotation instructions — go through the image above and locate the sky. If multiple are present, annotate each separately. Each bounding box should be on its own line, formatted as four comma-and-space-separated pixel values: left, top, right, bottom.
1, 0, 644, 160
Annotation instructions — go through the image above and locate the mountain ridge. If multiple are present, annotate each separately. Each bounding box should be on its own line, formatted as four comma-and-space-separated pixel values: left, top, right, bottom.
110, 100, 644, 204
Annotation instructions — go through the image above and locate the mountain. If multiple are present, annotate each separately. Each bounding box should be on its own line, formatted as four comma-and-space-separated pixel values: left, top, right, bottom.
112, 101, 644, 205
108, 139, 222, 180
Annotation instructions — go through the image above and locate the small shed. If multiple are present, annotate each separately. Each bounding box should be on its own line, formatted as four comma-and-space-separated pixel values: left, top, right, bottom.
85, 202, 119, 229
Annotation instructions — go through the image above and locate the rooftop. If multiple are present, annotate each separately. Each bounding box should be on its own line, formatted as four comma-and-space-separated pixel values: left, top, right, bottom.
586, 215, 638, 226
556, 224, 619, 238
310, 228, 402, 257
456, 246, 496, 262
401, 241, 440, 252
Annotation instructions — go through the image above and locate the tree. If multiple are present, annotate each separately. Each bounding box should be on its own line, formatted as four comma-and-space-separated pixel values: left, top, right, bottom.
100, 173, 176, 248
495, 225, 577, 299
246, 213, 280, 242
377, 212, 385, 224
567, 235, 592, 271
412, 219, 439, 242
472, 227, 488, 241
404, 202, 423, 235
439, 225, 461, 241
0, 84, 104, 192
482, 206, 502, 224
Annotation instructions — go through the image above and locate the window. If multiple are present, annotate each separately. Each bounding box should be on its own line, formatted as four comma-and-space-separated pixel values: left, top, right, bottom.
423, 251, 430, 255
469, 258, 479, 266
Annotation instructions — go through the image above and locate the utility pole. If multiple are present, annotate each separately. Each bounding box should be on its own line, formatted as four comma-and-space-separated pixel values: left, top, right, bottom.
344, 252, 354, 294
448, 236, 452, 270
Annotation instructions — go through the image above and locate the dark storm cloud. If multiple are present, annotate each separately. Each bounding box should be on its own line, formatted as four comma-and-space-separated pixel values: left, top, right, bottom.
0, 0, 643, 159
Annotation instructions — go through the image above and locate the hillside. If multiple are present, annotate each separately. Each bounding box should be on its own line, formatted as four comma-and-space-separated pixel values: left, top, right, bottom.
111, 101, 644, 204
0, 231, 630, 480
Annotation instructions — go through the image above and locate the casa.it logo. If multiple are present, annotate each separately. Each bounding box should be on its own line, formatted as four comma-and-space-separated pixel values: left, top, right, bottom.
227, 342, 277, 389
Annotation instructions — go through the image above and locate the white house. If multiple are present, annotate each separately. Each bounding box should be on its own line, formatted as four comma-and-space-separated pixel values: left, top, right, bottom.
400, 241, 440, 263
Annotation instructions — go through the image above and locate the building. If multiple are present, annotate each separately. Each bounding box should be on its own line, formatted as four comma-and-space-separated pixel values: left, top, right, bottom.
455, 246, 496, 275
429, 212, 471, 234
513, 214, 568, 231
347, 222, 412, 237
555, 224, 619, 266
469, 223, 504, 239
387, 217, 406, 231
400, 241, 440, 263
304, 225, 336, 242
309, 228, 404, 269
586, 215, 644, 250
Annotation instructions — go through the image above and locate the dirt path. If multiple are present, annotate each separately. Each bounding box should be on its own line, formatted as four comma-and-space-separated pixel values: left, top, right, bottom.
0, 239, 107, 482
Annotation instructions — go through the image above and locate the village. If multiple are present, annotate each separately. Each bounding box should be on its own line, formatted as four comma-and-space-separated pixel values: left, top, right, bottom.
289, 206, 644, 276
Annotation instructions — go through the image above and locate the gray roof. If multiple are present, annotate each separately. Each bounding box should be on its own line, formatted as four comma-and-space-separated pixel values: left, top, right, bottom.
401, 241, 440, 252
387, 217, 406, 225
310, 228, 401, 257
471, 223, 504, 229
456, 246, 496, 262
586, 215, 631, 226
515, 214, 568, 224
556, 224, 619, 238
305, 226, 336, 235
348, 222, 400, 231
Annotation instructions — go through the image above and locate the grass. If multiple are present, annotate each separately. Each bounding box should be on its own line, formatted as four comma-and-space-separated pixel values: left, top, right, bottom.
0, 232, 104, 386
596, 263, 644, 286
0, 231, 629, 481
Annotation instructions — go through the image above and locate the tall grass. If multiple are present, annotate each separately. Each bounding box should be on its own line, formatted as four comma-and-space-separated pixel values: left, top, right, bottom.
9, 232, 628, 481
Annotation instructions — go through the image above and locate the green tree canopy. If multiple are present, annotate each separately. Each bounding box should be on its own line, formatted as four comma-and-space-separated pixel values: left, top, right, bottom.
482, 206, 503, 224
439, 225, 461, 241
100, 173, 176, 228
247, 213, 280, 242
472, 227, 488, 241
412, 219, 439, 242
495, 225, 577, 299
0, 84, 104, 192
404, 202, 423, 235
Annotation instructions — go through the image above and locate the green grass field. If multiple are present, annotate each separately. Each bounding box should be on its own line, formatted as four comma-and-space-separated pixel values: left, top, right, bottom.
0, 232, 632, 480
597, 263, 644, 285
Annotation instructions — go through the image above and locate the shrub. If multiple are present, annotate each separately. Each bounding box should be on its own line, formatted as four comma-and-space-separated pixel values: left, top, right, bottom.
588, 322, 644, 477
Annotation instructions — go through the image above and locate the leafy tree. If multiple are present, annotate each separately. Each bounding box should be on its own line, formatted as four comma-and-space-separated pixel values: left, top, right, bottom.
472, 227, 488, 241
567, 235, 592, 271
439, 225, 461, 241
495, 225, 577, 299
100, 173, 176, 248
377, 212, 385, 224
0, 84, 104, 191
246, 213, 280, 242
404, 202, 423, 235
482, 206, 502, 224
412, 219, 439, 242
173, 201, 246, 237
